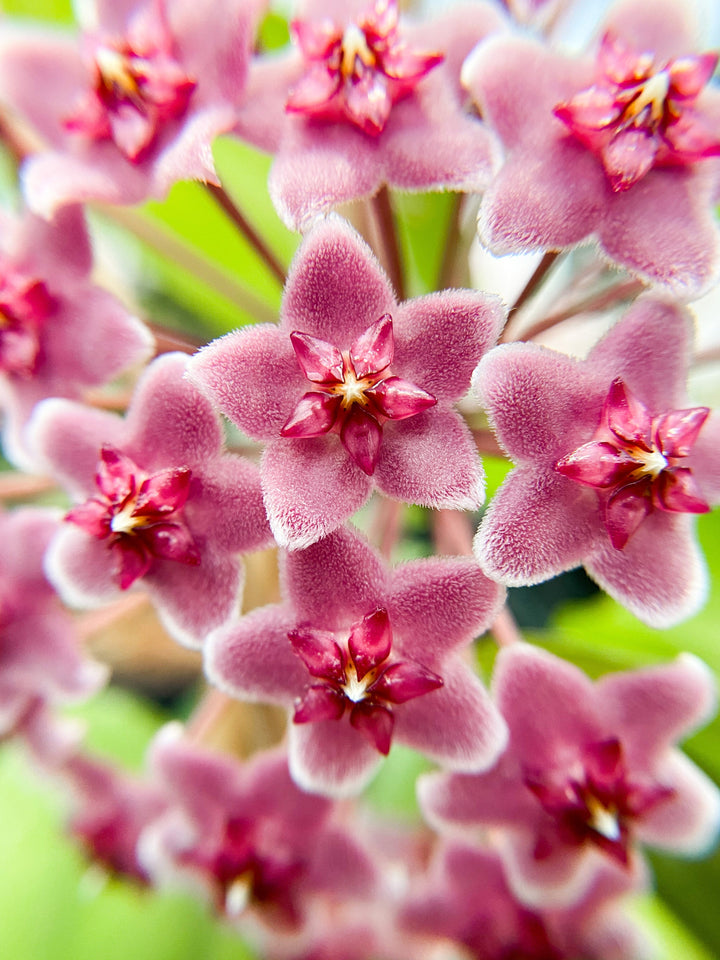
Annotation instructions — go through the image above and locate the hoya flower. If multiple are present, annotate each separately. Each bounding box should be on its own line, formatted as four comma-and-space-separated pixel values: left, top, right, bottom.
401, 838, 648, 960
0, 507, 107, 738
0, 0, 264, 215
235, 0, 506, 229
473, 296, 720, 627
462, 0, 720, 297
0, 205, 152, 469
140, 725, 377, 927
419, 644, 720, 908
205, 525, 507, 797
28, 352, 272, 648
189, 216, 504, 549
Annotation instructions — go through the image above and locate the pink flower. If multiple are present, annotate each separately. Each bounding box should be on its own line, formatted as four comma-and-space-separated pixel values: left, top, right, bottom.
235, 1, 506, 228
205, 525, 507, 797
140, 725, 377, 926
462, 0, 720, 297
401, 838, 648, 960
419, 644, 720, 908
29, 352, 272, 648
473, 296, 720, 627
0, 507, 107, 738
0, 0, 264, 214
189, 216, 504, 549
0, 205, 152, 469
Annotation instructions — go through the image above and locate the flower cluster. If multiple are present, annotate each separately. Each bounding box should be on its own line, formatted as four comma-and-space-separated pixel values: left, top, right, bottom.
0, 0, 718, 957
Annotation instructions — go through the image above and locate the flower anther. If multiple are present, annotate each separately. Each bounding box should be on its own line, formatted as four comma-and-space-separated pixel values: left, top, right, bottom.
289, 607, 443, 755
286, 0, 443, 135
525, 738, 674, 867
65, 445, 200, 589
554, 32, 720, 191
64, 28, 196, 162
0, 271, 56, 378
281, 313, 436, 475
555, 378, 710, 549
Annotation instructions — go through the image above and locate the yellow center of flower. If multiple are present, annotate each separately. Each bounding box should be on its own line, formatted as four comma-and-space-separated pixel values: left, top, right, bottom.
96, 45, 143, 101
224, 873, 252, 917
341, 660, 373, 702
627, 444, 669, 481
586, 794, 621, 841
340, 23, 376, 79
621, 69, 671, 128
109, 499, 150, 535
327, 352, 376, 409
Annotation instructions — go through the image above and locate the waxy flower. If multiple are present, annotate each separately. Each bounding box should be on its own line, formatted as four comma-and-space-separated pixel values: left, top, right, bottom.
235, 1, 506, 228
419, 644, 720, 907
462, 0, 720, 296
206, 525, 507, 796
0, 0, 264, 214
140, 725, 377, 927
189, 216, 504, 549
401, 839, 648, 960
0, 507, 107, 738
473, 297, 720, 627
29, 353, 272, 648
0, 205, 152, 469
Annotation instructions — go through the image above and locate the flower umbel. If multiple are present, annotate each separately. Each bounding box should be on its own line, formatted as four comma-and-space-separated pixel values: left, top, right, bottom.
286, 0, 443, 135
290, 607, 443, 755
281, 314, 436, 475
554, 32, 720, 191
65, 444, 200, 590
555, 378, 710, 549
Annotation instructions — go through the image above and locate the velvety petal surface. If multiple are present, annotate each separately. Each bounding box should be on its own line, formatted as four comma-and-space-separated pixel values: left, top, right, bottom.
288, 714, 382, 797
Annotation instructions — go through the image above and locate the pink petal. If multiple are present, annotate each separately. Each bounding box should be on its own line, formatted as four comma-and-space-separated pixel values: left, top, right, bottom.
65, 499, 110, 539
555, 441, 636, 488
344, 70, 392, 136
375, 409, 484, 510
585, 511, 707, 627
262, 437, 372, 549
294, 684, 346, 723
289, 330, 344, 383
349, 313, 393, 378
656, 407, 710, 457
348, 608, 392, 680
554, 86, 621, 131
670, 52, 719, 98
381, 46, 443, 82
137, 467, 192, 514
96, 445, 137, 502
288, 716, 381, 797
289, 17, 339, 59
340, 406, 382, 475
289, 627, 345, 684
143, 522, 200, 565
371, 660, 442, 704
45, 525, 120, 609
601, 128, 658, 192
367, 376, 436, 420
281, 392, 340, 438
349, 701, 394, 754
663, 110, 720, 161
114, 539, 153, 589
282, 526, 387, 630
604, 378, 652, 447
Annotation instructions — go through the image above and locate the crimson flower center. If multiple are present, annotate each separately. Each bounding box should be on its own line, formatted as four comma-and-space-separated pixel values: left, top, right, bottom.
0, 274, 55, 378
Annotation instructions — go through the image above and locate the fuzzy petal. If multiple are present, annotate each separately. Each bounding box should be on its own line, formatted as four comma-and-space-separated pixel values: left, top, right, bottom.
288, 717, 382, 797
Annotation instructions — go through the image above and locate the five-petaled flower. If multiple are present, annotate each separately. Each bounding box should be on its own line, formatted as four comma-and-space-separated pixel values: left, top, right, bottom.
419, 643, 720, 908
189, 216, 504, 549
473, 296, 720, 627
205, 525, 507, 796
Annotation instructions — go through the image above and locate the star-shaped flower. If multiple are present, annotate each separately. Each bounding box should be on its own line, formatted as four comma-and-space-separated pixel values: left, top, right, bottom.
0, 0, 265, 215
0, 205, 152, 469
28, 352, 273, 648
205, 525, 507, 797
473, 296, 720, 627
419, 643, 720, 908
189, 216, 504, 549
462, 0, 720, 297
235, 0, 506, 229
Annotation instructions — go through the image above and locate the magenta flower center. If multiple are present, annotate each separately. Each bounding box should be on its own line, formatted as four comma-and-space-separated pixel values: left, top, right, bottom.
289, 607, 443, 755
0, 271, 55, 378
64, 29, 196, 163
555, 378, 710, 549
281, 313, 436, 475
65, 444, 200, 589
525, 738, 674, 866
286, 0, 443, 135
554, 32, 720, 191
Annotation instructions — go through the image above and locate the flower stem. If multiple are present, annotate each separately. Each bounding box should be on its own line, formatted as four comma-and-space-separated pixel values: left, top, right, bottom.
0, 472, 57, 500
432, 509, 474, 557
489, 605, 524, 647
436, 193, 472, 290
500, 250, 562, 342
205, 182, 286, 287
371, 497, 405, 558
518, 277, 643, 342
368, 185, 406, 301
